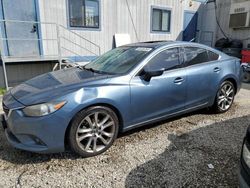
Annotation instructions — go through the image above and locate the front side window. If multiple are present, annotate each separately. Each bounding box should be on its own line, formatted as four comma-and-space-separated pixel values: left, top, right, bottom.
184, 47, 210, 66
84, 47, 153, 74
145, 48, 180, 71
152, 8, 171, 32
68, 0, 100, 28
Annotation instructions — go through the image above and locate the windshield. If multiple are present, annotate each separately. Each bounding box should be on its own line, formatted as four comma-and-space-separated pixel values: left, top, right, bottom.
84, 46, 153, 74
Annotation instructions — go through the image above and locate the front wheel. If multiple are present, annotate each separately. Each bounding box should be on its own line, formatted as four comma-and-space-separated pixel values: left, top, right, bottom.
69, 106, 119, 157
213, 81, 235, 113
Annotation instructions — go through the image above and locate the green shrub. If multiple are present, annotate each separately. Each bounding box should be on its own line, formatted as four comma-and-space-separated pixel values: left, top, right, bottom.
0, 88, 6, 95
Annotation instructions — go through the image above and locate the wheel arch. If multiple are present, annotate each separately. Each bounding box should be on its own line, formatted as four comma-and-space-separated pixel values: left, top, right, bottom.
218, 74, 238, 92
64, 103, 124, 149
224, 77, 237, 92
210, 76, 238, 107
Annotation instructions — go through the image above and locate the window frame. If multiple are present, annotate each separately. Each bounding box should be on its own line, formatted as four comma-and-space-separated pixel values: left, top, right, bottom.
132, 46, 221, 78
67, 0, 101, 30
150, 6, 172, 33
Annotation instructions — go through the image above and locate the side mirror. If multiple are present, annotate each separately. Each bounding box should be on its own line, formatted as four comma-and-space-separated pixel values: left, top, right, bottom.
141, 68, 164, 82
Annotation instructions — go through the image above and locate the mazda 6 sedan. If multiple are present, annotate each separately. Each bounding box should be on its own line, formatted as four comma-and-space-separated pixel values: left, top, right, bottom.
1, 41, 242, 157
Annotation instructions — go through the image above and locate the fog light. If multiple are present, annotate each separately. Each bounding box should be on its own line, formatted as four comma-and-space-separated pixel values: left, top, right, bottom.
33, 136, 46, 146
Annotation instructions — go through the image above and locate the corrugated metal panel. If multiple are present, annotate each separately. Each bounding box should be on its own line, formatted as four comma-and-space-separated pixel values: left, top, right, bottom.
0, 63, 55, 87
216, 0, 250, 47
38, 0, 203, 56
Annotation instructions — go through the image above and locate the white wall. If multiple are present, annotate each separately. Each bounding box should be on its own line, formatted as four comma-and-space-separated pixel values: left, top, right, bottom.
38, 0, 203, 57
198, 3, 217, 46
215, 0, 250, 47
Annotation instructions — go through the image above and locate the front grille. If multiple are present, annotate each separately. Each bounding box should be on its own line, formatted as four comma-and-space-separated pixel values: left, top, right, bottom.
2, 102, 9, 116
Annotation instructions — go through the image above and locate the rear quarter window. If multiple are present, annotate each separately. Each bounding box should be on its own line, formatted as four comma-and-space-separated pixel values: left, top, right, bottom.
208, 51, 219, 61
184, 47, 209, 66
184, 47, 220, 67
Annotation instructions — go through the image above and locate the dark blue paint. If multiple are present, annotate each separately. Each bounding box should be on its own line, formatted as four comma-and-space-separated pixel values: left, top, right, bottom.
2, 41, 243, 154
183, 11, 198, 42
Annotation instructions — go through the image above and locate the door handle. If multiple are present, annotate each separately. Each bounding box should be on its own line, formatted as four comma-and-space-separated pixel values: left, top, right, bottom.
174, 77, 184, 84
214, 67, 221, 73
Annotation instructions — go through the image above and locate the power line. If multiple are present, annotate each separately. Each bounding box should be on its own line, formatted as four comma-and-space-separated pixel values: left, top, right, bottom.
213, 0, 229, 39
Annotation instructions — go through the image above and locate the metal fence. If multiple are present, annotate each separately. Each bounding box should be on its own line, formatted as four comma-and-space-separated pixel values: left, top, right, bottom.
0, 19, 101, 89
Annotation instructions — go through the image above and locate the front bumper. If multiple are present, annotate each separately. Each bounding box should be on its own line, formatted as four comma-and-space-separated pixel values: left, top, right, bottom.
1, 104, 71, 154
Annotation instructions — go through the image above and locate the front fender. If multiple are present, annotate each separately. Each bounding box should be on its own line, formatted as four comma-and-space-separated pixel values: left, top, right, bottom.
63, 85, 131, 131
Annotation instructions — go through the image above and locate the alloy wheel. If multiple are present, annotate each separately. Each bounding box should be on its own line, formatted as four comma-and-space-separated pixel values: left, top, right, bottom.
76, 111, 116, 153
217, 83, 234, 111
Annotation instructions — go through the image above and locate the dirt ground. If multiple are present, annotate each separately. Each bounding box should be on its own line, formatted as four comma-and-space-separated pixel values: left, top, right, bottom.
0, 86, 250, 188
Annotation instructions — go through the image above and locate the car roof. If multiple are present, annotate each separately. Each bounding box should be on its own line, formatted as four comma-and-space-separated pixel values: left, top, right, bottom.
124, 41, 174, 49
124, 41, 210, 49
124, 41, 229, 58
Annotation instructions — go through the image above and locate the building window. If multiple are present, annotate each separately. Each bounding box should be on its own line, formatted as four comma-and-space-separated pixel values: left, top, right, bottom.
68, 0, 100, 29
151, 8, 171, 32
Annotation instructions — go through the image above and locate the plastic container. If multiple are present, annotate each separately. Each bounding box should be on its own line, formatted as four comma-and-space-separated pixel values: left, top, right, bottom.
242, 49, 250, 63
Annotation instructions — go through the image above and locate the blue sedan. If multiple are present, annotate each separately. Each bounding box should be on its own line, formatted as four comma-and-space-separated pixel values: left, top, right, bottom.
1, 41, 242, 157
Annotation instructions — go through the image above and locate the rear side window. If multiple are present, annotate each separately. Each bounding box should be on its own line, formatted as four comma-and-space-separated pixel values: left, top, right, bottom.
145, 48, 180, 71
184, 47, 209, 66
208, 51, 219, 61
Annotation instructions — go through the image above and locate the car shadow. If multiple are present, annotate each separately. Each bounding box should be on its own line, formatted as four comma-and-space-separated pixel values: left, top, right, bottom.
125, 116, 250, 188
0, 108, 213, 164
0, 106, 243, 166
118, 107, 217, 139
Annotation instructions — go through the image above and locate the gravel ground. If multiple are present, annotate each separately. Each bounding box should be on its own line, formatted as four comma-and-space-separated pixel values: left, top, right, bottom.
0, 88, 250, 188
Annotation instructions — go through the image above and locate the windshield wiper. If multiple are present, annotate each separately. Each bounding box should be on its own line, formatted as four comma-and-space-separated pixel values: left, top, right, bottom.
82, 66, 117, 75
83, 66, 110, 75
83, 67, 98, 73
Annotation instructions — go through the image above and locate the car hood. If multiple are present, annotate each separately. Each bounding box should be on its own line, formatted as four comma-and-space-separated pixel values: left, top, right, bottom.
10, 67, 113, 106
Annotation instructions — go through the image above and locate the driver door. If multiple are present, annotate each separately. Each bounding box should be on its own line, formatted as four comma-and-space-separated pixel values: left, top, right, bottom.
129, 47, 187, 126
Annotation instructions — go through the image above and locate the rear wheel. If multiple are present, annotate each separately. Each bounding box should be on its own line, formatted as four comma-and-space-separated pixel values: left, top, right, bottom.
69, 106, 119, 157
213, 81, 235, 113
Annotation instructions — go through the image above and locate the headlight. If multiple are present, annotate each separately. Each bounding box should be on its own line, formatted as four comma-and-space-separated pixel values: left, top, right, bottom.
22, 101, 66, 117
243, 143, 250, 168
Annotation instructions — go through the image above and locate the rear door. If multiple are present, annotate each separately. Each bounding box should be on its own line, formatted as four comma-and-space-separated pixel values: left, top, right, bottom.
183, 46, 221, 108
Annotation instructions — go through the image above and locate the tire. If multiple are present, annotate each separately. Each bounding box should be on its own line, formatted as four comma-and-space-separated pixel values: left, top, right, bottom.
229, 39, 243, 48
243, 72, 250, 83
215, 38, 230, 48
213, 81, 235, 113
69, 106, 119, 157
222, 48, 242, 58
